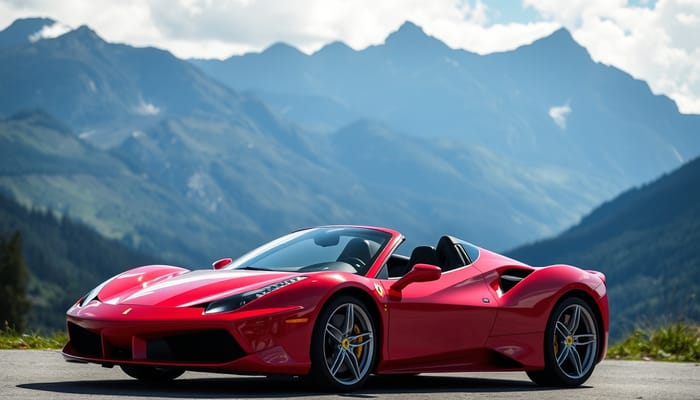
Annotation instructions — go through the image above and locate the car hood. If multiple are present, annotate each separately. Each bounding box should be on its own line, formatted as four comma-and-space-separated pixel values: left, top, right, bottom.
99, 269, 299, 308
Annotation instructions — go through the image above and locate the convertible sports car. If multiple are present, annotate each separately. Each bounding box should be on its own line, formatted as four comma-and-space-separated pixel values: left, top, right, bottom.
63, 225, 608, 391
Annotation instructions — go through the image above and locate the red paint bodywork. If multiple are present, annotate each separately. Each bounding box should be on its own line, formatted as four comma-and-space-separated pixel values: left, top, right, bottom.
63, 226, 608, 377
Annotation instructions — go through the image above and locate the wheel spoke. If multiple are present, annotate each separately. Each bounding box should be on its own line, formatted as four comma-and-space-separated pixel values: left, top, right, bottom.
348, 332, 373, 342
344, 304, 355, 335
349, 333, 373, 349
556, 321, 571, 338
343, 349, 361, 380
574, 333, 596, 346
329, 349, 346, 376
556, 344, 570, 366
568, 305, 581, 333
326, 323, 344, 344
568, 347, 584, 377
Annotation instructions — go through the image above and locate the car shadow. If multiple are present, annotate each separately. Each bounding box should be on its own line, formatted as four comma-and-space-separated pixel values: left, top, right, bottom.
17, 374, 586, 398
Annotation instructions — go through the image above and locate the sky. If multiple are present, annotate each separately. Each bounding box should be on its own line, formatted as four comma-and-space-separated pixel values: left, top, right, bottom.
1, 0, 699, 114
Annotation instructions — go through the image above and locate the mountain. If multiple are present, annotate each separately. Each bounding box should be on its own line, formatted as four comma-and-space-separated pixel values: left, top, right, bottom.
0, 192, 156, 330
0, 110, 231, 264
0, 21, 384, 265
507, 156, 700, 339
0, 108, 406, 267
0, 17, 55, 49
0, 19, 614, 259
1, 17, 699, 334
0, 22, 248, 147
192, 22, 700, 192
324, 119, 615, 249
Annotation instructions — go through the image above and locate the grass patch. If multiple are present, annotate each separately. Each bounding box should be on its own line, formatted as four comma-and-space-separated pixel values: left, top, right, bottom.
0, 322, 67, 350
608, 322, 700, 362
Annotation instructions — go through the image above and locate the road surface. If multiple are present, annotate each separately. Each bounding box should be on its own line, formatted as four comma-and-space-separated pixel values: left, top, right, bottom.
1, 350, 698, 399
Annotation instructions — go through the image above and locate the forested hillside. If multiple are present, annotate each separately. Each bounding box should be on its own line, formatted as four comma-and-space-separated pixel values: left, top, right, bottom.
0, 194, 156, 330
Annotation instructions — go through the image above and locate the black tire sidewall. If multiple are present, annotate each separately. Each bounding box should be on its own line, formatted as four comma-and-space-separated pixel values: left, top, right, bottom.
120, 365, 184, 382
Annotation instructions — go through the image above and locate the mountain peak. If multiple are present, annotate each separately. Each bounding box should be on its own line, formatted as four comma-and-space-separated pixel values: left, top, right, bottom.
71, 25, 101, 39
528, 27, 589, 57
386, 21, 429, 44
384, 21, 448, 55
550, 27, 574, 40
56, 25, 106, 47
0, 17, 56, 49
261, 42, 307, 60
313, 40, 354, 58
2, 17, 56, 32
397, 21, 425, 35
545, 27, 579, 47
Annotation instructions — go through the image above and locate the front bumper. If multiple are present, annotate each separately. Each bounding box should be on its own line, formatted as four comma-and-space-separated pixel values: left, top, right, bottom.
62, 301, 313, 375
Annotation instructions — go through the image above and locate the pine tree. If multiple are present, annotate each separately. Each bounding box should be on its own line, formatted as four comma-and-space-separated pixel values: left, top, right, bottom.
0, 231, 31, 332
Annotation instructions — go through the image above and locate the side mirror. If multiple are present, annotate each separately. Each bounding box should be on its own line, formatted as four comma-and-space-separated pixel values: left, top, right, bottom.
389, 263, 441, 299
212, 258, 233, 270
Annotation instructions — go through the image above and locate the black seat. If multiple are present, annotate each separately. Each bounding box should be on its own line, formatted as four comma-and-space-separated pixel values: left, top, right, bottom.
436, 236, 467, 271
392, 246, 439, 277
336, 238, 376, 270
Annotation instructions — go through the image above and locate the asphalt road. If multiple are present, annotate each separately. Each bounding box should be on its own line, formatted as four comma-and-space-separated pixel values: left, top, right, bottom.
1, 350, 698, 400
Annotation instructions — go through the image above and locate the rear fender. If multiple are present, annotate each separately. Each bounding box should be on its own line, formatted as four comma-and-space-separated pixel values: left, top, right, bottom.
486, 265, 607, 369
489, 265, 606, 336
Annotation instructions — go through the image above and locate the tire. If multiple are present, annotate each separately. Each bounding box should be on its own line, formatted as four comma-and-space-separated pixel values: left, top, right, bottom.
527, 296, 600, 387
308, 295, 377, 391
120, 365, 185, 382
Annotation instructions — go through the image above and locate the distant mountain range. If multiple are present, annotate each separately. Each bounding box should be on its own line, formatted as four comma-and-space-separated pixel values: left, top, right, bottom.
1, 17, 699, 333
193, 22, 700, 188
0, 17, 652, 258
508, 155, 700, 339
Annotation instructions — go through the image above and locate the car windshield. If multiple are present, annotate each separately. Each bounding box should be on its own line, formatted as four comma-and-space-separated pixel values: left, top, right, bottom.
225, 227, 392, 275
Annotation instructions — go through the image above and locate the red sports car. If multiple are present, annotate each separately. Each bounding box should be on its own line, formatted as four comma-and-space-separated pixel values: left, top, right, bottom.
63, 225, 608, 391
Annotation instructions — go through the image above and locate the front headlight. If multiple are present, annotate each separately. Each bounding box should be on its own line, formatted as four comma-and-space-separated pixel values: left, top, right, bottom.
78, 277, 114, 307
204, 276, 306, 314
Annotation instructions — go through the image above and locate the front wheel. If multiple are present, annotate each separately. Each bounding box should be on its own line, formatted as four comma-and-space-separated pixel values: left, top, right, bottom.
308, 296, 377, 391
120, 365, 185, 382
527, 296, 600, 387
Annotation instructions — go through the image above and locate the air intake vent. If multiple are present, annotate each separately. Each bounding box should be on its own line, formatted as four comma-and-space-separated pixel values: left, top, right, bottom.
499, 268, 533, 293
146, 330, 244, 363
67, 322, 102, 358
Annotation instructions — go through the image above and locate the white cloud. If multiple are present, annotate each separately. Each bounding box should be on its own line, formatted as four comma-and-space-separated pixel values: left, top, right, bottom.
0, 0, 698, 113
28, 20, 71, 42
549, 104, 572, 129
524, 0, 700, 114
0, 0, 560, 57
134, 100, 160, 116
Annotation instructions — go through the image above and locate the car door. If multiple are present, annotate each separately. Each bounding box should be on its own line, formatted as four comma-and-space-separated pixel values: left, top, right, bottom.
379, 264, 499, 370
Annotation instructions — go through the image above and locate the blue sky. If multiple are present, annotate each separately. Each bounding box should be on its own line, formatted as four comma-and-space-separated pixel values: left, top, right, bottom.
0, 0, 697, 113
485, 0, 544, 24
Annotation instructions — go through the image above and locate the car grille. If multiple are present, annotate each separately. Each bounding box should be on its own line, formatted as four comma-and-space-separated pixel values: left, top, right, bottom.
146, 330, 244, 363
66, 323, 245, 364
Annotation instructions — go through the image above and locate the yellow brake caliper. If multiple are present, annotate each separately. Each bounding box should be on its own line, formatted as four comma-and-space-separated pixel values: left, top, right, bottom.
353, 324, 363, 360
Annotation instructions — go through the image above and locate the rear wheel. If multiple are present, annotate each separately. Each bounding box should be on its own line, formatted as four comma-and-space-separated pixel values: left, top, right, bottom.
527, 297, 600, 387
120, 365, 185, 382
309, 296, 377, 391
